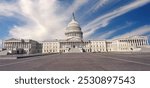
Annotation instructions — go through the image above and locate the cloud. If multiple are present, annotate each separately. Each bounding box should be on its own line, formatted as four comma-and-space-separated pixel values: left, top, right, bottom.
83, 0, 150, 39
12, 0, 68, 40
96, 22, 133, 39
0, 0, 150, 41
88, 0, 109, 13
9, 0, 65, 41
0, 2, 18, 16
0, 0, 88, 41
65, 0, 89, 14
112, 25, 150, 39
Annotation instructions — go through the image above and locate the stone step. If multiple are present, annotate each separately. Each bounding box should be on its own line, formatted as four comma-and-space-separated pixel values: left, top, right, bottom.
68, 48, 83, 53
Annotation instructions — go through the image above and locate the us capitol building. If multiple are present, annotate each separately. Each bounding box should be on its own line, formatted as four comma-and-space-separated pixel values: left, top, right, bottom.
1, 14, 150, 54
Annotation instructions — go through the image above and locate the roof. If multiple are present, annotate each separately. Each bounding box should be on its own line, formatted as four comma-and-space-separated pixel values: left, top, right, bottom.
113, 35, 148, 41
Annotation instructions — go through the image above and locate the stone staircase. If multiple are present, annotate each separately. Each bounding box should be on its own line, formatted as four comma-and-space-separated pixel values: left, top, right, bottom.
68, 48, 83, 53
0, 50, 10, 55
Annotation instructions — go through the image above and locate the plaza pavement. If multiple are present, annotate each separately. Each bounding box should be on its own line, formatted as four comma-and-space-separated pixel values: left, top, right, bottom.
0, 53, 150, 71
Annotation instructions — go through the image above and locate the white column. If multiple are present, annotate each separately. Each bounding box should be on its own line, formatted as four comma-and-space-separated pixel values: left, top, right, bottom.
143, 40, 145, 45
142, 40, 144, 45
139, 39, 141, 46
140, 40, 142, 45
128, 40, 129, 46
144, 40, 146, 45
147, 39, 149, 45
138, 39, 140, 46
141, 39, 143, 46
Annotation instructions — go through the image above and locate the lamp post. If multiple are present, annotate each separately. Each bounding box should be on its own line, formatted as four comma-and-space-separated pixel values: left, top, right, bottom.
1, 40, 3, 49
1, 39, 5, 50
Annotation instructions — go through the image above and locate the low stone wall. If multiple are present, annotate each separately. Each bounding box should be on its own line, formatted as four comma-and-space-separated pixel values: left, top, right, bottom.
140, 47, 150, 52
17, 53, 56, 59
0, 53, 56, 59
78, 51, 150, 54
0, 55, 17, 59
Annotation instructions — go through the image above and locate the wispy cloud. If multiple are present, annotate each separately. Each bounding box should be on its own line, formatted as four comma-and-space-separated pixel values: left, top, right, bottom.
83, 0, 150, 39
0, 0, 88, 41
97, 22, 132, 39
87, 0, 110, 13
65, 0, 89, 14
80, 0, 111, 20
0, 2, 18, 16
112, 25, 150, 39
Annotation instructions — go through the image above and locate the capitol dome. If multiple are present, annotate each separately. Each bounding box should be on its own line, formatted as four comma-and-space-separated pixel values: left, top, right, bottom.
65, 13, 83, 41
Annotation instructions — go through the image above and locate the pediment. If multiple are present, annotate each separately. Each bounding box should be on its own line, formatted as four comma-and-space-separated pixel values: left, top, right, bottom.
6, 38, 19, 41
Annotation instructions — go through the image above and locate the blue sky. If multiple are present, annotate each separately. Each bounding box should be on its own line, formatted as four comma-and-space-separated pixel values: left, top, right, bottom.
0, 0, 150, 44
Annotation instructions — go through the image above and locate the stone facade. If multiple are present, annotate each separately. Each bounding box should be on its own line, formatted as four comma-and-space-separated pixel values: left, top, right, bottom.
3, 38, 42, 54
110, 36, 149, 52
91, 40, 107, 52
42, 41, 60, 53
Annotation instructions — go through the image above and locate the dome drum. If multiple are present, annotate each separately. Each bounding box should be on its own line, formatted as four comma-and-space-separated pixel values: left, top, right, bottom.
65, 13, 83, 40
